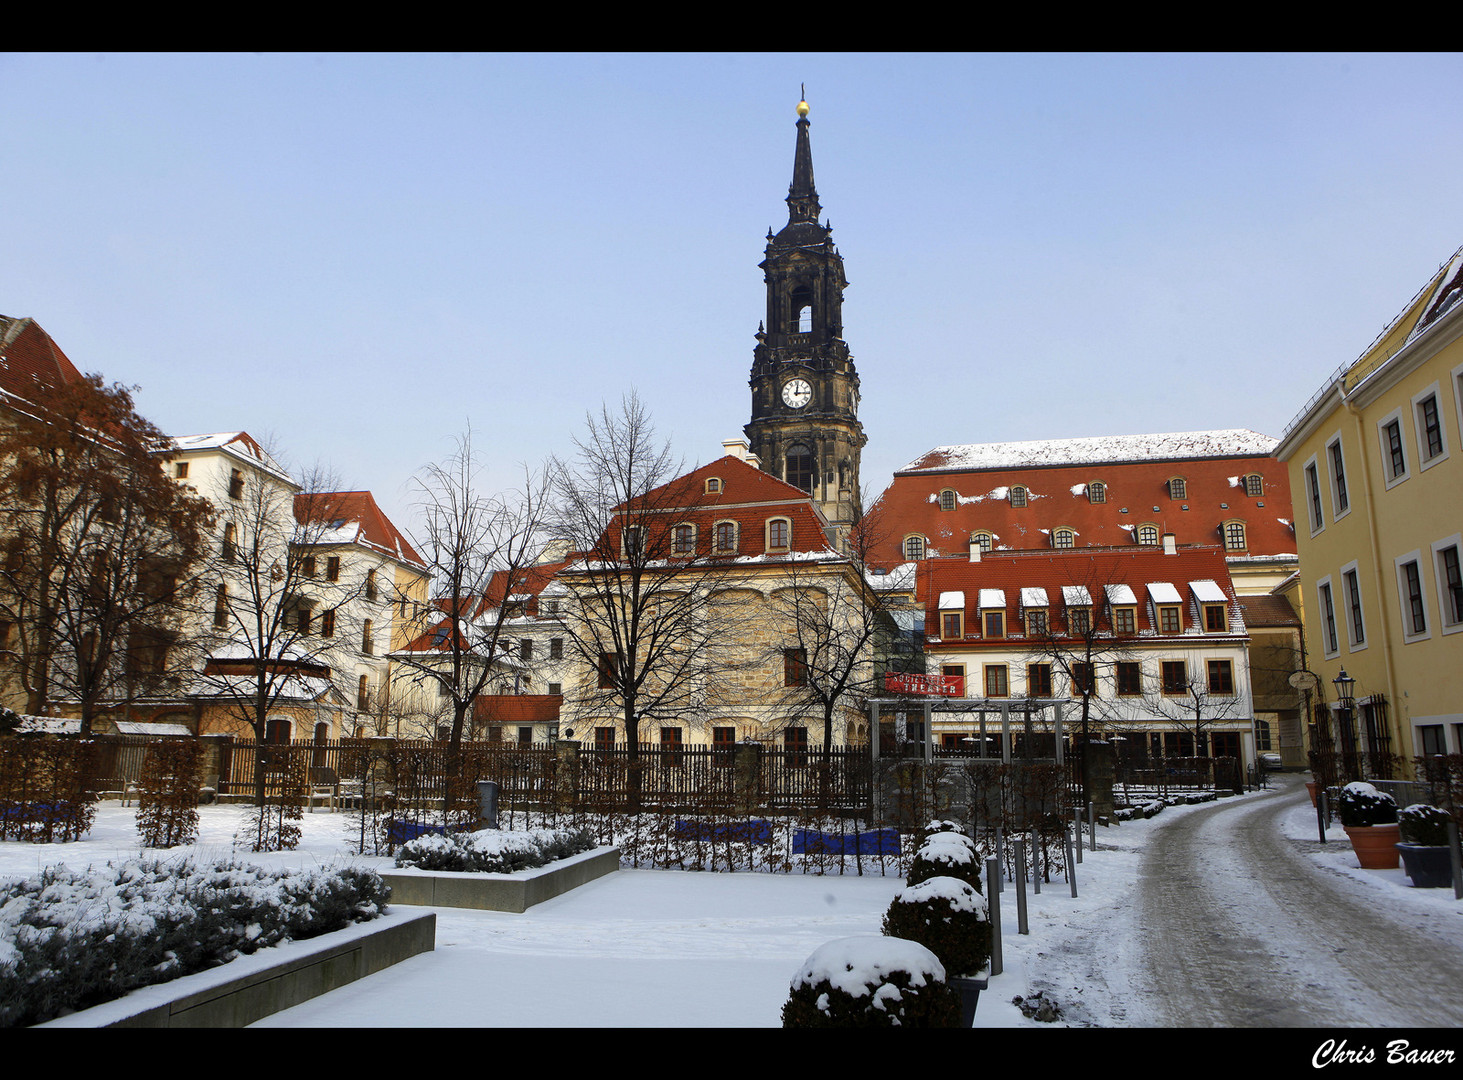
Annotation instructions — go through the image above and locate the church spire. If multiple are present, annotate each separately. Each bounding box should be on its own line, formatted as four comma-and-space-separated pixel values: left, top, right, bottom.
786, 89, 821, 226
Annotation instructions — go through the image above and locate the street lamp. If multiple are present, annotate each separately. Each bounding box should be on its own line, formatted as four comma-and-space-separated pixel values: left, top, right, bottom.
1332, 668, 1355, 707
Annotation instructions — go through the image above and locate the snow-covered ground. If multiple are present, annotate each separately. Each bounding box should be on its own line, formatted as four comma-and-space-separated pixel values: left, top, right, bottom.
2, 777, 1457, 1028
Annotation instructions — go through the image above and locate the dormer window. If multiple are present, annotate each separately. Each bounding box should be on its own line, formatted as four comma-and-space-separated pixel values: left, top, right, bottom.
713, 520, 738, 554
938, 489, 956, 511
623, 526, 646, 560
1052, 528, 1075, 549
706, 477, 722, 494
1137, 524, 1159, 546
1244, 474, 1263, 496
1222, 520, 1247, 551
1010, 486, 1028, 508
1168, 477, 1187, 500
672, 524, 696, 556
1087, 481, 1106, 504
971, 531, 993, 553
903, 535, 926, 561
766, 517, 791, 552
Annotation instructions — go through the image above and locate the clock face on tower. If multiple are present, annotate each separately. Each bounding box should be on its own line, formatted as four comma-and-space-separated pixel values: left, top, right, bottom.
782, 378, 812, 409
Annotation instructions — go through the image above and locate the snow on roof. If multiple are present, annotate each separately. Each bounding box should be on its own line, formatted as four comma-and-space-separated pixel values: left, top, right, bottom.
115, 721, 193, 736
978, 588, 1006, 608
1062, 585, 1091, 606
1190, 579, 1228, 603
900, 430, 1279, 474
1105, 584, 1137, 605
1021, 587, 1048, 607
938, 591, 965, 610
1147, 582, 1183, 604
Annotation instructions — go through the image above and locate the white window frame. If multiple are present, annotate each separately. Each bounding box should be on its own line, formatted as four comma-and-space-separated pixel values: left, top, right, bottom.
712, 519, 739, 555
1394, 550, 1431, 644
1302, 454, 1325, 535
671, 522, 697, 556
1317, 575, 1340, 659
1376, 407, 1410, 488
1340, 561, 1367, 653
1324, 432, 1351, 522
1432, 533, 1463, 636
1412, 382, 1450, 471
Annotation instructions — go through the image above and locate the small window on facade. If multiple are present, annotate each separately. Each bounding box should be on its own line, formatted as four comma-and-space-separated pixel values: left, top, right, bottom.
222, 522, 238, 563
1116, 662, 1141, 696
904, 535, 926, 560
1053, 528, 1075, 549
302, 554, 316, 578
785, 725, 809, 766
550, 637, 563, 660
175, 462, 189, 479
706, 477, 722, 494
1161, 661, 1188, 695
660, 726, 684, 764
321, 608, 336, 638
1159, 606, 1182, 634
1088, 481, 1106, 504
595, 727, 615, 751
1168, 477, 1187, 500
229, 469, 244, 500
1418, 393, 1444, 461
357, 674, 370, 711
1305, 461, 1324, 530
520, 638, 533, 660
1137, 524, 1159, 546
941, 612, 962, 640
366, 569, 378, 601
1207, 659, 1235, 696
767, 518, 790, 551
971, 531, 993, 553
983, 610, 1005, 638
213, 585, 228, 629
1328, 440, 1349, 515
939, 489, 956, 511
1205, 604, 1228, 632
1223, 521, 1247, 551
715, 521, 738, 554
623, 526, 646, 559
327, 556, 341, 582
1010, 486, 1027, 508
1345, 568, 1365, 645
1026, 609, 1048, 636
598, 652, 619, 689
1401, 559, 1427, 636
1319, 581, 1338, 654
1244, 474, 1262, 497
1071, 662, 1096, 695
362, 620, 372, 654
985, 665, 1009, 697
672, 524, 696, 556
783, 648, 808, 687
1383, 418, 1407, 481
1113, 607, 1136, 634
1068, 607, 1091, 635
1027, 663, 1053, 696
1439, 545, 1463, 628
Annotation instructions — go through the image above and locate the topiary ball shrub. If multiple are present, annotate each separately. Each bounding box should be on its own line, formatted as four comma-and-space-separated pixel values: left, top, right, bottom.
881, 875, 991, 979
907, 832, 981, 890
1399, 804, 1452, 846
781, 935, 962, 1028
1336, 782, 1398, 827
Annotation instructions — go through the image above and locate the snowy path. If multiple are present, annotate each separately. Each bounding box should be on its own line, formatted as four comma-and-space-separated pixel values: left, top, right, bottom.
1132, 775, 1463, 1027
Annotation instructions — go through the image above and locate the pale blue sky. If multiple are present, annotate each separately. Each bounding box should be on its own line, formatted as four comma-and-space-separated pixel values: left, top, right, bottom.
5, 52, 1462, 536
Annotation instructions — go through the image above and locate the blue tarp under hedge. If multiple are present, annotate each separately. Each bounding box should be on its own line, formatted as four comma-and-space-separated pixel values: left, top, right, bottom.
792, 828, 901, 855
673, 819, 773, 845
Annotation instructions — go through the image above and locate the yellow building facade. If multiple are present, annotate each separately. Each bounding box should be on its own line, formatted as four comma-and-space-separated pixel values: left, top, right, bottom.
1277, 245, 1463, 772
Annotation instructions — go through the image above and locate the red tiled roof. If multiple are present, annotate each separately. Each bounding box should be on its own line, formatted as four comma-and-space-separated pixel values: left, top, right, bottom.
596, 454, 835, 560
0, 316, 84, 407
870, 451, 1295, 566
473, 694, 562, 726
916, 545, 1242, 644
470, 559, 572, 619
1236, 594, 1301, 628
296, 490, 426, 568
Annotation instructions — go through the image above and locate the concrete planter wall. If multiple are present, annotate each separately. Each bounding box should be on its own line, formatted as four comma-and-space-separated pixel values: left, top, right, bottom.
41, 910, 436, 1029
380, 845, 621, 913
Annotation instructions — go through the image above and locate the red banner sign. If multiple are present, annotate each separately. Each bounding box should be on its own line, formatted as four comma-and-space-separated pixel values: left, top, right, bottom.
884, 672, 964, 697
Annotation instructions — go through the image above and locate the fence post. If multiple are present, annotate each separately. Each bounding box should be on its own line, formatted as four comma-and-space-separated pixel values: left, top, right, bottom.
985, 855, 1003, 977
1013, 837, 1029, 934
1088, 801, 1096, 852
994, 825, 1005, 890
1031, 829, 1041, 894
1065, 828, 1077, 898
555, 739, 579, 813
1073, 805, 1083, 861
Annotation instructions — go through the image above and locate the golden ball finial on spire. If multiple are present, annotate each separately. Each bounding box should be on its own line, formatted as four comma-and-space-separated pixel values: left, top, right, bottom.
797, 98, 809, 118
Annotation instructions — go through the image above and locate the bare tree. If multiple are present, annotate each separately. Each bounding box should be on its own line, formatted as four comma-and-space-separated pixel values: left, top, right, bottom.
765, 499, 900, 757
547, 394, 747, 804
1142, 664, 1250, 761
0, 374, 215, 732
393, 429, 553, 751
195, 452, 369, 803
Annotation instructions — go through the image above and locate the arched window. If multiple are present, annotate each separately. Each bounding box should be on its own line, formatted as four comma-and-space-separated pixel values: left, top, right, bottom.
939, 489, 956, 511
1223, 520, 1247, 551
1244, 474, 1263, 497
1168, 477, 1187, 500
971, 531, 993, 553
1088, 481, 1106, 504
1010, 486, 1028, 508
791, 285, 814, 333
705, 477, 722, 494
714, 520, 739, 554
672, 524, 696, 556
221, 522, 237, 563
767, 517, 791, 551
1053, 528, 1075, 549
903, 535, 926, 561
786, 444, 814, 493
1137, 524, 1159, 545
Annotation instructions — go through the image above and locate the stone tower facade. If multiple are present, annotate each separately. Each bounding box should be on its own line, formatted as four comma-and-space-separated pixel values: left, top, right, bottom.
745, 97, 866, 543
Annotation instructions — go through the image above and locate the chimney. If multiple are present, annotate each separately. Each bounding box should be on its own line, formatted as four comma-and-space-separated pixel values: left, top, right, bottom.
969, 540, 982, 563
1162, 532, 1177, 555
722, 438, 760, 470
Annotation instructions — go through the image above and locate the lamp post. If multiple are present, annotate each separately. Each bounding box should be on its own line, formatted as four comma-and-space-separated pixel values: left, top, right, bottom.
1333, 668, 1357, 775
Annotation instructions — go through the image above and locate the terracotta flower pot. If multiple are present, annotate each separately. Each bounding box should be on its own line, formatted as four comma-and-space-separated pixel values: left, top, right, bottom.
1343, 823, 1402, 869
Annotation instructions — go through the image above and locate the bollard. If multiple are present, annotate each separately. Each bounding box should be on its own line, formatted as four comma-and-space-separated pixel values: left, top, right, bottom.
1065, 828, 1077, 898
477, 780, 499, 829
1088, 802, 1096, 852
1032, 831, 1041, 894
1073, 806, 1083, 862
985, 856, 1003, 977
1013, 837, 1029, 935
1316, 787, 1328, 844
994, 826, 1006, 891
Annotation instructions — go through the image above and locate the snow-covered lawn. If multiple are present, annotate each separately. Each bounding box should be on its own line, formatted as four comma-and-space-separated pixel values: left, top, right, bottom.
2, 777, 1457, 1028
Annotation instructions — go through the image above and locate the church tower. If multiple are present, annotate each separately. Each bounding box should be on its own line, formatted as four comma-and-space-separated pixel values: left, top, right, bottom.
745, 94, 866, 541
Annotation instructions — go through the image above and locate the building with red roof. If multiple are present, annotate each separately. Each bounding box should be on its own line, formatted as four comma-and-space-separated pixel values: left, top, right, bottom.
911, 542, 1258, 766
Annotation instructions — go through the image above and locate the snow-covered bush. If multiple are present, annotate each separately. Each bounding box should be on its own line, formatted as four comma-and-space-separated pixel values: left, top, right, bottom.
781, 935, 961, 1028
906, 832, 981, 889
880, 875, 991, 978
0, 856, 389, 1027
1336, 782, 1398, 827
393, 826, 595, 873
1399, 803, 1451, 846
